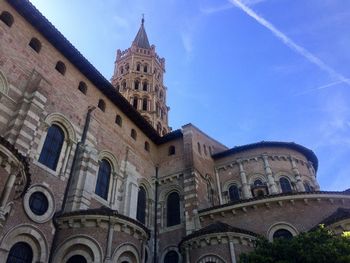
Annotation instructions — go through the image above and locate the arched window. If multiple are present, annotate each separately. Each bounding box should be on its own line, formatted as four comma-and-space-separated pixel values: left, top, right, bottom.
143, 82, 148, 91
115, 114, 122, 127
136, 63, 141, 71
136, 187, 147, 224
209, 146, 212, 155
38, 124, 65, 170
120, 66, 124, 74
273, 229, 293, 240
167, 192, 180, 227
142, 98, 148, 111
122, 81, 126, 90
144, 141, 150, 152
144, 65, 148, 73
55, 61, 66, 75
168, 145, 175, 155
229, 185, 240, 202
0, 11, 14, 27
125, 64, 129, 71
197, 142, 201, 154
304, 182, 314, 192
203, 145, 207, 156
134, 80, 140, 90
159, 91, 163, 99
280, 177, 292, 193
28, 37, 41, 53
98, 99, 106, 112
66, 255, 87, 263
164, 251, 179, 263
95, 159, 111, 200
254, 179, 263, 186
133, 97, 138, 109
131, 129, 137, 140
78, 81, 87, 95
6, 242, 33, 263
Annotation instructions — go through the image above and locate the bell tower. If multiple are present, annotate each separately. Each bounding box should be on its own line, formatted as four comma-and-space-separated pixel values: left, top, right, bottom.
112, 17, 171, 136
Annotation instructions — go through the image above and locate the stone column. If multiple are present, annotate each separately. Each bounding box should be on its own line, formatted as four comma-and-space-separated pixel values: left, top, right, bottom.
214, 168, 223, 204
229, 238, 237, 263
290, 156, 305, 192
0, 166, 18, 208
308, 161, 320, 190
110, 172, 118, 210
262, 154, 278, 194
61, 138, 74, 178
185, 247, 190, 263
237, 159, 252, 199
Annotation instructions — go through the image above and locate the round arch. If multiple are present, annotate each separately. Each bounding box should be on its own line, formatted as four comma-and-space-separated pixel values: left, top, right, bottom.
0, 224, 49, 262
44, 112, 77, 142
160, 246, 182, 263
267, 221, 298, 241
112, 243, 140, 263
197, 254, 226, 263
52, 235, 103, 263
98, 150, 120, 173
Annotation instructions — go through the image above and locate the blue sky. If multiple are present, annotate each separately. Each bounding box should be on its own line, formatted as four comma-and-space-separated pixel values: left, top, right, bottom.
29, 0, 350, 191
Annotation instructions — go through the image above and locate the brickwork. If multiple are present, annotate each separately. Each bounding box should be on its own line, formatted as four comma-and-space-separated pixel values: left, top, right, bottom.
0, 1, 349, 263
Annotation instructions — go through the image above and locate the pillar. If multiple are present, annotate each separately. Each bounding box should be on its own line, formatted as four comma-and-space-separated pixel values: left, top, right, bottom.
262, 154, 278, 194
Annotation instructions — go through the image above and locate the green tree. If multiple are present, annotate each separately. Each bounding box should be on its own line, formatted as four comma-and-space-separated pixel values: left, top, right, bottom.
240, 226, 350, 263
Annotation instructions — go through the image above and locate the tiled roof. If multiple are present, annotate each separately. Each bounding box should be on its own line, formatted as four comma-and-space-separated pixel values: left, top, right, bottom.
56, 206, 150, 235
199, 190, 350, 214
212, 141, 318, 171
133, 19, 151, 49
318, 208, 350, 226
179, 221, 257, 247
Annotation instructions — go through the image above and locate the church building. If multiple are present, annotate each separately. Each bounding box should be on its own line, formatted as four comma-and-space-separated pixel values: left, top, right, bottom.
0, 0, 349, 262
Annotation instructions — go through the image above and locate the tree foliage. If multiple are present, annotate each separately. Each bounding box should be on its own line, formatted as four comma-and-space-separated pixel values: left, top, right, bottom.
240, 226, 350, 263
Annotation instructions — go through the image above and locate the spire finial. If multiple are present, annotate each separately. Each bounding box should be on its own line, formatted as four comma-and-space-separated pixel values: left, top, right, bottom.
141, 14, 144, 25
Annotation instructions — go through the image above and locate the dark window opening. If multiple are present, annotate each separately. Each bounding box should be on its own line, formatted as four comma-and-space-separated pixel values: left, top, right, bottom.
55, 61, 66, 75
29, 191, 48, 215
144, 141, 150, 152
167, 192, 180, 227
254, 179, 263, 186
168, 145, 175, 155
229, 185, 240, 202
115, 114, 122, 127
136, 187, 147, 224
131, 129, 137, 140
135, 80, 140, 90
164, 251, 179, 263
78, 81, 87, 94
98, 99, 106, 112
0, 11, 14, 27
28, 37, 41, 53
66, 255, 87, 263
143, 82, 148, 91
6, 242, 33, 263
133, 98, 138, 109
280, 177, 292, 193
136, 64, 141, 71
38, 124, 64, 170
273, 229, 293, 240
120, 67, 124, 74
144, 65, 148, 73
197, 142, 201, 154
95, 159, 111, 200
142, 98, 148, 111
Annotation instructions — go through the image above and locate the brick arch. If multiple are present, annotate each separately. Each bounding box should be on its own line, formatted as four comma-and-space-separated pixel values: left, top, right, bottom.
112, 243, 140, 263
197, 254, 226, 263
0, 224, 49, 262
98, 150, 120, 174
52, 234, 103, 263
44, 112, 77, 142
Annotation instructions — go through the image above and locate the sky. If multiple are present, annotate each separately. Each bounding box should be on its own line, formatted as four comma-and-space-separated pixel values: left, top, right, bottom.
29, 0, 350, 191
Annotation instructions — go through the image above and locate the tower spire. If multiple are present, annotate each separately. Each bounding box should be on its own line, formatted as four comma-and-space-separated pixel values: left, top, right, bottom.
132, 14, 150, 49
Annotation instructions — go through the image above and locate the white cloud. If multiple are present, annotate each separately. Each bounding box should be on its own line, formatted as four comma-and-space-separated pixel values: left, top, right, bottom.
229, 0, 350, 87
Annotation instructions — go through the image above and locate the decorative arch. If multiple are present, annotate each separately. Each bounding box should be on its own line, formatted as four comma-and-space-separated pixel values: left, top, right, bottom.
267, 222, 298, 241
44, 112, 77, 142
160, 246, 182, 263
52, 235, 103, 263
98, 150, 119, 173
197, 254, 226, 263
248, 173, 267, 185
0, 224, 49, 262
0, 70, 9, 95
112, 243, 140, 263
